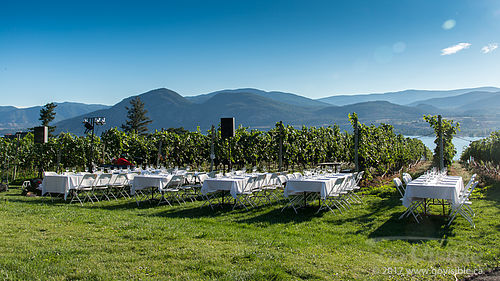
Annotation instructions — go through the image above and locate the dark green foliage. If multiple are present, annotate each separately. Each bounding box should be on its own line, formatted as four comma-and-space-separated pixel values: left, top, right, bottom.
166, 127, 189, 135
121, 97, 152, 135
461, 130, 500, 165
423, 115, 460, 167
0, 118, 430, 178
39, 102, 57, 136
349, 113, 429, 179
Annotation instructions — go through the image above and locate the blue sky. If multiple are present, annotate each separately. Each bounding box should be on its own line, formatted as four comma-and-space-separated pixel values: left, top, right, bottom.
1, 0, 499, 107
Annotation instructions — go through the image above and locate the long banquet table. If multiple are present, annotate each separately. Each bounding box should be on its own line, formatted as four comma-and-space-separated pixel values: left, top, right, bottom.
284, 173, 350, 200
130, 174, 173, 195
201, 176, 253, 199
41, 174, 84, 200
402, 175, 463, 209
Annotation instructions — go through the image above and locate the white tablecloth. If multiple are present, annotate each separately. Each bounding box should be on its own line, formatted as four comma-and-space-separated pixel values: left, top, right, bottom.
41, 174, 84, 200
201, 176, 252, 199
402, 176, 463, 208
284, 174, 348, 199
131, 174, 172, 195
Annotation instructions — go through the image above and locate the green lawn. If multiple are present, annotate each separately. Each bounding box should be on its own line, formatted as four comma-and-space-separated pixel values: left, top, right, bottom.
0, 170, 499, 280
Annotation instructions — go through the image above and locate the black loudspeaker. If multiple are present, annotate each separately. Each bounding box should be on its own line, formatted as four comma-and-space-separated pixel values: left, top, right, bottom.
34, 126, 48, 144
221, 117, 235, 139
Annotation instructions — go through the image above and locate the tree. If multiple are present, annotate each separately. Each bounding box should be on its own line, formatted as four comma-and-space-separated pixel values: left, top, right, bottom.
423, 115, 460, 168
121, 97, 152, 135
39, 102, 57, 136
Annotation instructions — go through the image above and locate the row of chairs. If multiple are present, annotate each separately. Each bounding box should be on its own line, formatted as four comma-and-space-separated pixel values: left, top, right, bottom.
281, 171, 364, 214
70, 173, 134, 205
156, 174, 210, 206
204, 173, 285, 210
449, 174, 478, 228
394, 173, 423, 223
315, 171, 364, 214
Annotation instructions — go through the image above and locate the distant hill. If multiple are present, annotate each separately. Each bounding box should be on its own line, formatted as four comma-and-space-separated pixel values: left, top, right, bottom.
187, 88, 329, 108
54, 88, 448, 135
409, 91, 500, 109
3, 86, 499, 137
457, 93, 500, 116
0, 102, 110, 134
55, 89, 315, 133
55, 88, 194, 134
318, 87, 500, 106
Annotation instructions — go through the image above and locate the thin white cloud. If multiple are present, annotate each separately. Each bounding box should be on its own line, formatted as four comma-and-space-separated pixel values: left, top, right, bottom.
481, 43, 498, 54
441, 43, 471, 55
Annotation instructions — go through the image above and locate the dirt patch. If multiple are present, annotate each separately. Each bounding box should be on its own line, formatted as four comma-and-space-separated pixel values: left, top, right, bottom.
461, 267, 500, 281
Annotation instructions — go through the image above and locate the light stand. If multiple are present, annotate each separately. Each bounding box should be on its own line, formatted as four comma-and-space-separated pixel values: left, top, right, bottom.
83, 117, 106, 173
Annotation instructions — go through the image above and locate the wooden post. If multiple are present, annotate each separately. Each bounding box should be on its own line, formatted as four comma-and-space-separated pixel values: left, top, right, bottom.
354, 116, 359, 172
13, 134, 20, 181
156, 138, 162, 168
210, 125, 215, 172
438, 115, 444, 171
56, 147, 61, 173
279, 121, 283, 172
102, 143, 105, 166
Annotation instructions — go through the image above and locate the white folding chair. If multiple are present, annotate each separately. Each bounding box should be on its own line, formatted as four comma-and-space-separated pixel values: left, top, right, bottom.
233, 176, 256, 210
448, 181, 478, 228
261, 173, 281, 203
158, 175, 183, 206
93, 173, 113, 201
108, 173, 130, 199
189, 173, 209, 199
335, 175, 353, 209
459, 174, 477, 217
249, 174, 266, 206
69, 174, 97, 205
343, 174, 362, 204
316, 177, 345, 214
394, 178, 422, 223
352, 171, 364, 202
402, 173, 412, 186
393, 178, 405, 197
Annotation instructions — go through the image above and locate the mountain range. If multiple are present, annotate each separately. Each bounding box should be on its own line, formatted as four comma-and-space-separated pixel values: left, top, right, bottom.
2, 87, 500, 136
0, 102, 110, 135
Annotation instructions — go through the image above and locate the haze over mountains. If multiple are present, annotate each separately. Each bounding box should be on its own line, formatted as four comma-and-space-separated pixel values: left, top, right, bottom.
2, 87, 500, 136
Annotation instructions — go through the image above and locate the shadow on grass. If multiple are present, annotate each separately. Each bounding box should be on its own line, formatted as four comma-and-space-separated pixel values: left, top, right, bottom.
1, 195, 69, 206
2, 192, 161, 210
235, 195, 400, 226
146, 202, 243, 219
235, 206, 324, 225
483, 181, 500, 204
368, 212, 456, 245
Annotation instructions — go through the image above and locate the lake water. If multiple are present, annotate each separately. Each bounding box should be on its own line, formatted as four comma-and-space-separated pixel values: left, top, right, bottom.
406, 136, 484, 160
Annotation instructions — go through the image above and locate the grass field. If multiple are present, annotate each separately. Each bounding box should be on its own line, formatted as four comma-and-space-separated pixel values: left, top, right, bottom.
0, 164, 499, 280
